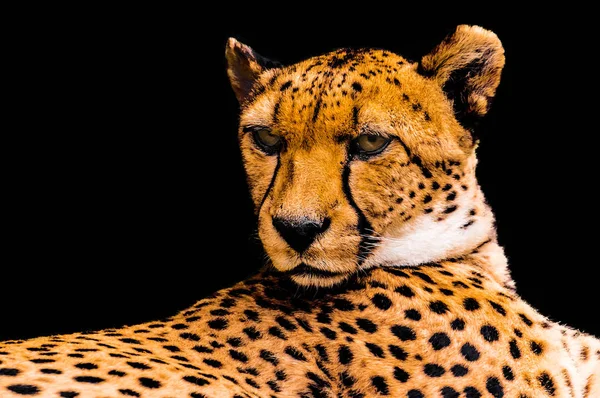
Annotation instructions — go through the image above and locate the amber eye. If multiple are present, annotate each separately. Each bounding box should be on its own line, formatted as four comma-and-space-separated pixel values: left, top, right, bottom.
252, 129, 282, 154
354, 134, 391, 156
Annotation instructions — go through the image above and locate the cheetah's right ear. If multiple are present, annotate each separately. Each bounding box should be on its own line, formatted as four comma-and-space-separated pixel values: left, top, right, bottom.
418, 25, 505, 133
226, 38, 281, 104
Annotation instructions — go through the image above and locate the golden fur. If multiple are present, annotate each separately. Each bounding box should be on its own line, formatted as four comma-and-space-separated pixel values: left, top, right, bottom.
0, 25, 598, 398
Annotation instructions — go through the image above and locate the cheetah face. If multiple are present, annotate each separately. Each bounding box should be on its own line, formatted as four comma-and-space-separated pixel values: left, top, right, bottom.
226, 26, 505, 287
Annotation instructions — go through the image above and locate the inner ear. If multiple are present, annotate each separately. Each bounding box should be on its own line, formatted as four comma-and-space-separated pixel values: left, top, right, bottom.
225, 38, 281, 104
419, 25, 505, 133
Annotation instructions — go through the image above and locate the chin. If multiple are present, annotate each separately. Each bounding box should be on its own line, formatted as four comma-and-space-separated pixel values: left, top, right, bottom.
288, 270, 352, 288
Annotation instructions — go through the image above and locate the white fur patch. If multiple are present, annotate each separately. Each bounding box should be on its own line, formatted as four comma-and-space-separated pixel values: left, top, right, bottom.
364, 191, 494, 268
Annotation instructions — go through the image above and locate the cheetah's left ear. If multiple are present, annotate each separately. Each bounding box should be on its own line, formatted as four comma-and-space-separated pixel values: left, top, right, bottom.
226, 38, 281, 104
418, 25, 505, 132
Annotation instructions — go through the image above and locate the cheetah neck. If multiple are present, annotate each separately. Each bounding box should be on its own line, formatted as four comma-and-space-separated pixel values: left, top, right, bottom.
364, 183, 513, 288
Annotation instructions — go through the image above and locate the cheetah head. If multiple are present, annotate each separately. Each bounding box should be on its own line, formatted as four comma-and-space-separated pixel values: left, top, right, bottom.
226, 26, 505, 287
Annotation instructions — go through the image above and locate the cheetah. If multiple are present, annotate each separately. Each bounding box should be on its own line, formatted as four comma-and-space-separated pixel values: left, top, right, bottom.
1, 25, 599, 397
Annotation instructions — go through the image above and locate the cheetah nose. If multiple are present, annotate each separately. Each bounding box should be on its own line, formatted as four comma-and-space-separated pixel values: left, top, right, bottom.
272, 216, 331, 254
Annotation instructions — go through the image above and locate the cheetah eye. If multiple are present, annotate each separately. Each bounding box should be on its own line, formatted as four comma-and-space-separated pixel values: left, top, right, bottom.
252, 128, 282, 155
353, 134, 391, 157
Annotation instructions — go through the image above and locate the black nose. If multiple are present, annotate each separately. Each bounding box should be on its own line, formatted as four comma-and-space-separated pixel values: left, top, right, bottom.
272, 217, 331, 253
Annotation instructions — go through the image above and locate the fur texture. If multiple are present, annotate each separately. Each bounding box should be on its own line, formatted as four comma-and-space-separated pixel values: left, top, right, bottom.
0, 26, 598, 398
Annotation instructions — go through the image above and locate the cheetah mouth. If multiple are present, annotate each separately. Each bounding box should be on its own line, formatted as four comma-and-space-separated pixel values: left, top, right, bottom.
284, 263, 348, 278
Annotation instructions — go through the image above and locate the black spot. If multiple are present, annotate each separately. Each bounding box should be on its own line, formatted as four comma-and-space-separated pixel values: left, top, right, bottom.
423, 195, 432, 204
316, 310, 332, 324
315, 345, 329, 362
356, 318, 377, 333
393, 367, 410, 382
183, 375, 209, 387
285, 346, 307, 361
460, 343, 480, 361
391, 325, 416, 341
119, 390, 140, 397
0, 368, 20, 376
268, 326, 287, 340
441, 386, 460, 398
126, 362, 151, 370
395, 285, 415, 298
463, 298, 480, 311
226, 338, 242, 348
245, 378, 260, 389
446, 192, 457, 201
412, 272, 435, 284
75, 363, 98, 370
40, 368, 62, 374
464, 387, 482, 398
423, 364, 445, 377
509, 339, 521, 359
371, 376, 389, 395
162, 345, 181, 352
338, 345, 353, 364
502, 366, 514, 381
209, 309, 229, 316
407, 390, 424, 398
385, 268, 410, 278
59, 392, 80, 398
280, 81, 292, 91
320, 327, 337, 340
109, 370, 126, 377
146, 338, 166, 343
295, 317, 313, 332
519, 313, 533, 326
312, 98, 322, 122
488, 301, 507, 316
453, 281, 469, 288
259, 350, 279, 366
404, 309, 421, 321
451, 364, 468, 377
74, 376, 105, 384
339, 322, 358, 334
481, 325, 500, 342
120, 338, 141, 344
538, 372, 556, 396
68, 354, 84, 358
514, 329, 523, 338
372, 293, 392, 310
243, 309, 260, 321
486, 377, 504, 397
429, 300, 449, 314
7, 385, 40, 395
429, 332, 451, 350
352, 82, 363, 92
530, 341, 543, 355
389, 345, 408, 360
179, 333, 200, 341
203, 359, 222, 368
30, 359, 54, 364
229, 350, 248, 363
333, 298, 355, 311
275, 370, 287, 381
267, 380, 281, 392
340, 371, 356, 387
242, 327, 261, 340
207, 318, 228, 330
439, 288, 454, 296
171, 323, 188, 330
365, 343, 385, 358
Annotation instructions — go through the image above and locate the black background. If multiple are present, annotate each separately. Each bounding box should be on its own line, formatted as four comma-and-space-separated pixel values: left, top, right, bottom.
4, 8, 599, 340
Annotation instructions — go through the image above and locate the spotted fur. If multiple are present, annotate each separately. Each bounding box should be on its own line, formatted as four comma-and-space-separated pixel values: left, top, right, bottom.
1, 25, 598, 397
